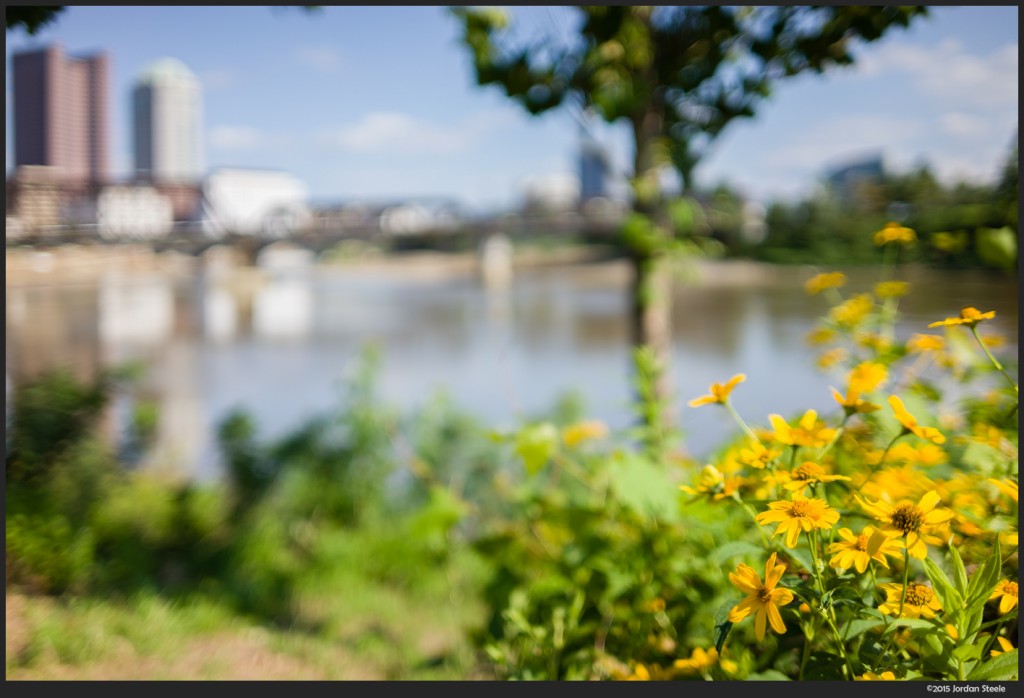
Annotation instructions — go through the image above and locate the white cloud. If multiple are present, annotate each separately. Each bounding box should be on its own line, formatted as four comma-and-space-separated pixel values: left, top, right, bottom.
930, 153, 1003, 186
295, 45, 343, 74
209, 125, 291, 151
761, 114, 925, 170
938, 112, 989, 139
317, 108, 519, 155
853, 40, 1018, 109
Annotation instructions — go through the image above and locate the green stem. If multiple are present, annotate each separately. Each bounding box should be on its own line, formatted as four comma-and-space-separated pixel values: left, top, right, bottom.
736, 495, 772, 549
896, 546, 910, 622
818, 416, 849, 462
724, 400, 761, 444
873, 546, 911, 674
979, 617, 1010, 659
971, 326, 1018, 394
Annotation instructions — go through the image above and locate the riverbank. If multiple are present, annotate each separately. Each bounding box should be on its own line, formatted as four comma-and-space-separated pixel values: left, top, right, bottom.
5, 240, 842, 289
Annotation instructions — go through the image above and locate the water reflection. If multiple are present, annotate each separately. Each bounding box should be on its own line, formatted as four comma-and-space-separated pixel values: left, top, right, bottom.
5, 253, 1018, 481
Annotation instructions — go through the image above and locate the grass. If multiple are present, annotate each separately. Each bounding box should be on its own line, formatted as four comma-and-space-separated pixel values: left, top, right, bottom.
6, 542, 494, 680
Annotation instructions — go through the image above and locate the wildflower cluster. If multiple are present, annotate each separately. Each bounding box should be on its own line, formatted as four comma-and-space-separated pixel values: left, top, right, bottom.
675, 223, 1018, 680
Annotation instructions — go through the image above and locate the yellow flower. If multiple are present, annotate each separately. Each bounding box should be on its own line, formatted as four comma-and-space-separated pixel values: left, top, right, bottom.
981, 334, 1006, 349
857, 671, 897, 680
783, 460, 851, 495
888, 395, 946, 444
807, 327, 837, 345
805, 271, 847, 295
873, 221, 916, 247
829, 293, 874, 328
755, 494, 840, 548
989, 580, 1019, 615
874, 281, 910, 299
688, 373, 746, 407
817, 347, 848, 369
727, 552, 794, 641
988, 478, 1019, 504
831, 387, 881, 417
857, 465, 933, 502
736, 439, 780, 470
906, 333, 945, 353
561, 420, 609, 447
827, 526, 903, 573
928, 306, 996, 329
946, 624, 959, 641
848, 362, 888, 394
769, 410, 836, 449
855, 490, 954, 559
680, 464, 743, 501
990, 636, 1015, 657
887, 442, 947, 468
622, 662, 676, 680
673, 647, 732, 675
878, 581, 942, 619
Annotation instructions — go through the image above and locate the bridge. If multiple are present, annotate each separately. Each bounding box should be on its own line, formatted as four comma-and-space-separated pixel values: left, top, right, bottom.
7, 212, 626, 263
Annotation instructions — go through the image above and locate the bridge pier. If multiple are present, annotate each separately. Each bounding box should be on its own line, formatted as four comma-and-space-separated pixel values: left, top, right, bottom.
478, 232, 513, 288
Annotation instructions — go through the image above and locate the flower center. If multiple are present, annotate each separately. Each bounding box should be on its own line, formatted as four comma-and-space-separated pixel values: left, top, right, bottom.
793, 462, 824, 481
789, 500, 812, 518
904, 583, 932, 607
889, 503, 923, 535
855, 534, 869, 552
757, 586, 773, 604
1003, 582, 1018, 598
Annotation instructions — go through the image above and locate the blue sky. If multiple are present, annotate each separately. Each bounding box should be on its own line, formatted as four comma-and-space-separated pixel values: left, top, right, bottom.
5, 5, 1019, 213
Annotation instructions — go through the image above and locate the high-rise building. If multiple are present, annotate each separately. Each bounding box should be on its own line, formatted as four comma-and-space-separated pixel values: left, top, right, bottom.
12, 44, 111, 184
132, 57, 203, 183
579, 134, 611, 204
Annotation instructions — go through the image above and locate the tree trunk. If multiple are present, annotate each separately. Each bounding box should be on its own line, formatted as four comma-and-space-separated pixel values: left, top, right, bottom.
629, 109, 677, 451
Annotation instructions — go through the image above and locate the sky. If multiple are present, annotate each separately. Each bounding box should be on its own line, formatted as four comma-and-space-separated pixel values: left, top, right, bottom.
5, 5, 1019, 214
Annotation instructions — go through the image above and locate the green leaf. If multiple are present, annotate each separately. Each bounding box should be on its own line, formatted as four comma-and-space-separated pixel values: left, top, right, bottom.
952, 644, 983, 662
924, 557, 964, 613
803, 652, 846, 680
949, 546, 969, 596
966, 649, 1018, 680
607, 453, 680, 522
709, 540, 763, 566
881, 618, 937, 636
966, 538, 1003, 607
514, 423, 558, 475
747, 670, 791, 680
782, 547, 813, 576
713, 597, 738, 654
841, 618, 885, 642
714, 619, 733, 655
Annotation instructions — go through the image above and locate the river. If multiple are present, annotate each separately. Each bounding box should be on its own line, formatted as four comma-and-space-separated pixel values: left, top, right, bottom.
5, 244, 1018, 481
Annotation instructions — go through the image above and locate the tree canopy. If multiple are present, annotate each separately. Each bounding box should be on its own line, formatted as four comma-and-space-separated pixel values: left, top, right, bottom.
452, 6, 929, 193
6, 6, 65, 35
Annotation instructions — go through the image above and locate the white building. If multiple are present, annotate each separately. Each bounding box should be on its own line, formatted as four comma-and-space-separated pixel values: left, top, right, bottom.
199, 168, 311, 238
132, 57, 204, 182
63, 185, 174, 240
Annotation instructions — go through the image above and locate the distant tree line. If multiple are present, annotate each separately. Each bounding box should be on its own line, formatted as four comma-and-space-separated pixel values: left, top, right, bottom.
694, 133, 1018, 273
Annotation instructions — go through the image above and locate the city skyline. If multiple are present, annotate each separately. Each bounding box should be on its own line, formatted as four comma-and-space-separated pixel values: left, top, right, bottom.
5, 5, 1019, 213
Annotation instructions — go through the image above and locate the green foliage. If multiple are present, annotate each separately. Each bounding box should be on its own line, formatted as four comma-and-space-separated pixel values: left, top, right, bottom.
753, 152, 1019, 270
6, 513, 96, 594
451, 6, 926, 192
5, 6, 66, 35
6, 368, 110, 483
